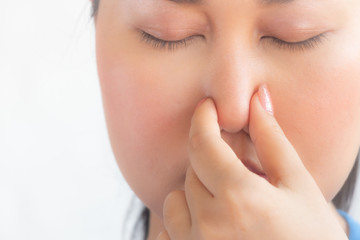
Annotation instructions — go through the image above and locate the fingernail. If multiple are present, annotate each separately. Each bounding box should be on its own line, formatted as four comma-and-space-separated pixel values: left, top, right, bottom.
258, 84, 273, 115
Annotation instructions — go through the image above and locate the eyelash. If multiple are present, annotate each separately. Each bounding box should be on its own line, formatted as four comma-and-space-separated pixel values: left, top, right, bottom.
140, 31, 327, 52
261, 34, 327, 51
140, 31, 201, 51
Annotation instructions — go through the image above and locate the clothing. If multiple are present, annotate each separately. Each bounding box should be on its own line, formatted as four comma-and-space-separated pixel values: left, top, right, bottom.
338, 210, 360, 240
123, 195, 147, 240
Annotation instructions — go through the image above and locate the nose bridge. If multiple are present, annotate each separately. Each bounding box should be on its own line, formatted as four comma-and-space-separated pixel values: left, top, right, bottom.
205, 38, 261, 134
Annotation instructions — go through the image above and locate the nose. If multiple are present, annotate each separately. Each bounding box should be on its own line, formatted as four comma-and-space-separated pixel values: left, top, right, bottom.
204, 45, 262, 134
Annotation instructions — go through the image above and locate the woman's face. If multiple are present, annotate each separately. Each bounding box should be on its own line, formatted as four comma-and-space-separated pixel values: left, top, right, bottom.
95, 0, 360, 216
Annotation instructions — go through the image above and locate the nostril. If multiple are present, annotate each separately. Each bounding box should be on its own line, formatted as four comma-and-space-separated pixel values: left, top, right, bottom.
219, 122, 250, 135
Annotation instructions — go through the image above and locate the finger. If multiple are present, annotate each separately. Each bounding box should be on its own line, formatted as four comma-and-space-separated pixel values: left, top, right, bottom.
155, 231, 171, 240
185, 167, 214, 221
163, 190, 191, 239
249, 84, 312, 189
188, 98, 255, 195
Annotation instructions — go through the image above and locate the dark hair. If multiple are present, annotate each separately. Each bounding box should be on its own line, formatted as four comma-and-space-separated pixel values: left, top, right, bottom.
333, 153, 359, 212
90, 0, 359, 213
91, 0, 99, 18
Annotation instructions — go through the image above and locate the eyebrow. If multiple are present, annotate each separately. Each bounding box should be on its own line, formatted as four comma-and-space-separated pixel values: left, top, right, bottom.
167, 0, 296, 5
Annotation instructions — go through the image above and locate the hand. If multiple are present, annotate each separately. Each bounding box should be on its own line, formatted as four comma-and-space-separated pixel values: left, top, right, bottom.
157, 85, 348, 240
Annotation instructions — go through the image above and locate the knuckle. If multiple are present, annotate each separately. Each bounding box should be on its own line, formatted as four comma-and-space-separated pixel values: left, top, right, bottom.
195, 206, 243, 240
224, 186, 264, 213
210, 167, 252, 198
196, 206, 214, 224
195, 221, 222, 240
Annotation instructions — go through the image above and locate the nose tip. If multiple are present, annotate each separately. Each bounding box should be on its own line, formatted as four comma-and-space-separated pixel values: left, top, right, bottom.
215, 93, 251, 134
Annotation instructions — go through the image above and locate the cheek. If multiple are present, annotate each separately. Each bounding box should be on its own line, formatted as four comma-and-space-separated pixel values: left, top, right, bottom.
99, 63, 179, 208
275, 44, 360, 201
95, 4, 210, 213
96, 35, 204, 213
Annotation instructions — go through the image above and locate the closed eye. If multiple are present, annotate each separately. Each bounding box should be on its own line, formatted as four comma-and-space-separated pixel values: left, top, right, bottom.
261, 33, 328, 51
140, 31, 202, 51
140, 30, 328, 52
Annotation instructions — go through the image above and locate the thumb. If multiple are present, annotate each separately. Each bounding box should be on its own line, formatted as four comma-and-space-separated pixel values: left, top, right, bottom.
249, 84, 313, 189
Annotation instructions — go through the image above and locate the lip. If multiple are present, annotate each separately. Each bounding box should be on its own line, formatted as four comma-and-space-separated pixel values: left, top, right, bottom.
241, 158, 268, 180
220, 131, 267, 181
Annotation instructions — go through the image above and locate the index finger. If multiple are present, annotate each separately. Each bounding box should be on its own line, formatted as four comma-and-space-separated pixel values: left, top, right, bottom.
248, 84, 313, 190
188, 98, 255, 195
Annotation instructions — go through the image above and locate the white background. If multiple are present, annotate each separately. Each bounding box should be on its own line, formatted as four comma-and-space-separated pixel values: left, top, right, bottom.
0, 1, 359, 239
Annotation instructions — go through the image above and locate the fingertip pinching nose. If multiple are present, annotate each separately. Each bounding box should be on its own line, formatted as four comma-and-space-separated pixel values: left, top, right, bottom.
258, 84, 274, 115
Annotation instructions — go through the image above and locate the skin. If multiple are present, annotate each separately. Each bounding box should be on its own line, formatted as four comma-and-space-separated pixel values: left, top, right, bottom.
94, 0, 360, 238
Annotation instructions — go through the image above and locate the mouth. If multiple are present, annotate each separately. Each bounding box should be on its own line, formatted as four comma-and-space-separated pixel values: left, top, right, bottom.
219, 130, 268, 181
241, 158, 268, 180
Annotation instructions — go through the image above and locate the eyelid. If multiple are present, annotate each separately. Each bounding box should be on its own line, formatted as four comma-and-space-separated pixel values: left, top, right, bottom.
261, 33, 328, 51
141, 30, 199, 42
139, 30, 203, 51
138, 26, 204, 41
262, 32, 326, 43
139, 29, 328, 52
